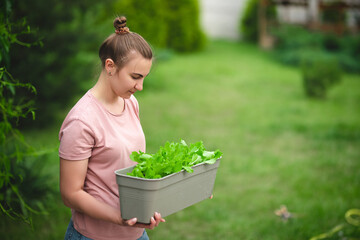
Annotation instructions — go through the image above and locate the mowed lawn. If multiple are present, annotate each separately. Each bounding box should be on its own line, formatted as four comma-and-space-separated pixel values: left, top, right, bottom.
5, 40, 360, 240
140, 41, 360, 240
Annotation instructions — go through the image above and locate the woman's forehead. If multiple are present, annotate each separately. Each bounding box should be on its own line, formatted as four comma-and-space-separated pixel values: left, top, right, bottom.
124, 52, 152, 74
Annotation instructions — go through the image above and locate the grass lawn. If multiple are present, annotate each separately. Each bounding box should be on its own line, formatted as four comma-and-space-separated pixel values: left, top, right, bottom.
3, 40, 359, 239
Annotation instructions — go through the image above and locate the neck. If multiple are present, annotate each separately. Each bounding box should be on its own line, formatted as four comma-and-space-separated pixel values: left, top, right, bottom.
92, 71, 118, 104
90, 71, 125, 115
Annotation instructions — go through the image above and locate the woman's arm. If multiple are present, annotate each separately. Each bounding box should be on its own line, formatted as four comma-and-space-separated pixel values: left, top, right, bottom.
59, 158, 165, 229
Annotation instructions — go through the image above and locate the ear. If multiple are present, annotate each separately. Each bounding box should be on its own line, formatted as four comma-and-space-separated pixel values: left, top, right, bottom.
105, 58, 116, 73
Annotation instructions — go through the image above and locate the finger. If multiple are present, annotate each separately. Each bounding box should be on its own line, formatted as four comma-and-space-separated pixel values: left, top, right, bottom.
149, 217, 156, 229
156, 213, 162, 226
155, 212, 166, 224
209, 194, 213, 199
153, 213, 159, 227
123, 218, 137, 226
136, 217, 165, 229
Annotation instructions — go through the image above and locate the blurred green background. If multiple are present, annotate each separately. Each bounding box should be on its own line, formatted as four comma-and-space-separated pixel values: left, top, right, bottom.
1, 0, 359, 239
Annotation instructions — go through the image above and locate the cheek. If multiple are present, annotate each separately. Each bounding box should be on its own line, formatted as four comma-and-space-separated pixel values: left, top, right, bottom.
111, 74, 132, 92
110, 77, 120, 90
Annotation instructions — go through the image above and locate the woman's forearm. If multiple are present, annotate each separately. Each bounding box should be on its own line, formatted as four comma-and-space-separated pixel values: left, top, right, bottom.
62, 189, 121, 225
60, 158, 121, 225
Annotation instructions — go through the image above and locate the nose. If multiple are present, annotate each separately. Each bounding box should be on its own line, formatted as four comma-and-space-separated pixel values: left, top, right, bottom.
134, 80, 144, 91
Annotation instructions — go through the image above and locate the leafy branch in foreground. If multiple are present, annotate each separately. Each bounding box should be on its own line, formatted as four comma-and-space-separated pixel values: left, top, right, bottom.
0, 0, 52, 227
310, 209, 360, 240
0, 68, 40, 226
128, 139, 222, 179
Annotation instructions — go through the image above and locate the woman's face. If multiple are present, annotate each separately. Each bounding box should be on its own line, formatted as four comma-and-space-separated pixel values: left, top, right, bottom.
109, 52, 152, 99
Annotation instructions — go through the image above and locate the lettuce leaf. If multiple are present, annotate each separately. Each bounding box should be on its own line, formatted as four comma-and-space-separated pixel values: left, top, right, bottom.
127, 139, 222, 179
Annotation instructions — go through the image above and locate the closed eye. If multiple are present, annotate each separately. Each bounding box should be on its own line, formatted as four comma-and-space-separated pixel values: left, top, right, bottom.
131, 73, 143, 80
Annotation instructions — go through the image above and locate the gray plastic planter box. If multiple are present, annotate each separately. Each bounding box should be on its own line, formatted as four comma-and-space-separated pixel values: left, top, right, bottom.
115, 158, 220, 224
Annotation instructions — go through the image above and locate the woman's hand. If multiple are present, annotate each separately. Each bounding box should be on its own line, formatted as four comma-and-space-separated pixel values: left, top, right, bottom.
120, 212, 165, 229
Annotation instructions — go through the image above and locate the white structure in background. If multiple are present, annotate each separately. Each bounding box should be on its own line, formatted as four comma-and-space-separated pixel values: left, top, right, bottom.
199, 0, 360, 40
199, 0, 248, 40
277, 0, 360, 28
277, 4, 308, 24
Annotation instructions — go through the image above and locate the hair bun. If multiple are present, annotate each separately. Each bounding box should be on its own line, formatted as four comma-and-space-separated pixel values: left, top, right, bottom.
114, 16, 130, 34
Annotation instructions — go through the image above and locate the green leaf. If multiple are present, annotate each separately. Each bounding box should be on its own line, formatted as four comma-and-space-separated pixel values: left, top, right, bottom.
139, 153, 152, 161
128, 139, 222, 179
204, 158, 217, 164
203, 151, 215, 159
180, 139, 187, 146
182, 166, 194, 173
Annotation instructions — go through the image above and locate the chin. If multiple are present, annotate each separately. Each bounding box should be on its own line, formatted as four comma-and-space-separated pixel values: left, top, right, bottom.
122, 94, 132, 99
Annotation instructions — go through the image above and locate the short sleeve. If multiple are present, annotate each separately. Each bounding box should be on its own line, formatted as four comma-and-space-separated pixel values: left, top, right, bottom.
59, 119, 94, 160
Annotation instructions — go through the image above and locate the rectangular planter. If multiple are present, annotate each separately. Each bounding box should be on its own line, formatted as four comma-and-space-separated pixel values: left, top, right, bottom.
115, 158, 221, 224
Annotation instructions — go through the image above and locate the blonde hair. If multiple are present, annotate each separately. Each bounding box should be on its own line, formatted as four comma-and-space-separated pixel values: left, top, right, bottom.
98, 16, 153, 70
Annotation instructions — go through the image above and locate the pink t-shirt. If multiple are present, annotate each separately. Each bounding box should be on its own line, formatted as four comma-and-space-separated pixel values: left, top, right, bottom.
59, 90, 145, 240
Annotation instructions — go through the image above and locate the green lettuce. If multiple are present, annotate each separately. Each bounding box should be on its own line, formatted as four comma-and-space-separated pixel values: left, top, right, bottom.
127, 139, 222, 179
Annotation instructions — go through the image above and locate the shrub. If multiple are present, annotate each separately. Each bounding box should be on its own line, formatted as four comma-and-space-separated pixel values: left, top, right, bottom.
272, 25, 323, 51
164, 0, 206, 52
240, 0, 277, 43
339, 34, 360, 72
112, 0, 168, 49
112, 0, 206, 52
272, 24, 360, 73
322, 33, 341, 52
301, 57, 342, 99
240, 0, 259, 42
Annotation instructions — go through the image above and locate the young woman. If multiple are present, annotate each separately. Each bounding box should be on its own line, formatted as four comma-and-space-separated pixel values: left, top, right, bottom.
59, 16, 165, 240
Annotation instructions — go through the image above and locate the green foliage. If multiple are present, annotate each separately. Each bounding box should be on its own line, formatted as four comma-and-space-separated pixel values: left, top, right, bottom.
271, 25, 324, 66
128, 140, 222, 179
338, 34, 360, 72
240, 0, 277, 42
112, 0, 206, 52
322, 33, 341, 52
7, 0, 205, 128
164, 0, 206, 52
0, 0, 54, 226
272, 25, 323, 52
271, 25, 360, 73
0, 135, 55, 226
301, 57, 342, 99
240, 0, 259, 42
0, 69, 37, 225
112, 0, 168, 49
321, 2, 346, 24
9, 0, 103, 128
